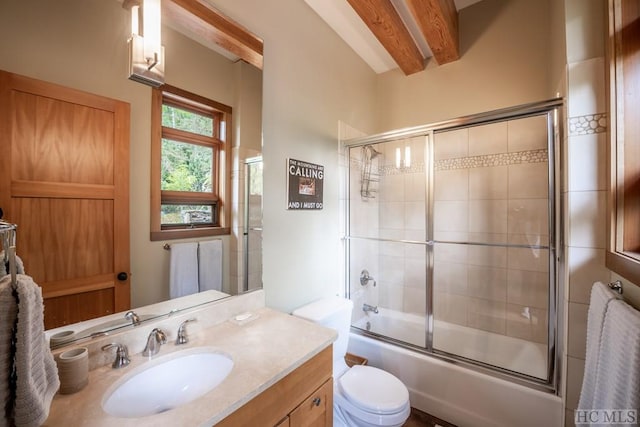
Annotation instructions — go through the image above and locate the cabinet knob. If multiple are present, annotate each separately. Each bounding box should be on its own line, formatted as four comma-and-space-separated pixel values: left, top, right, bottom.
117, 272, 128, 281
312, 397, 321, 407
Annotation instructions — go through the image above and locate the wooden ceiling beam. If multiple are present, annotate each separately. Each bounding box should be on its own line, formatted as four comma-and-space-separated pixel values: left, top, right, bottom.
346, 0, 424, 75
162, 0, 263, 70
406, 0, 459, 65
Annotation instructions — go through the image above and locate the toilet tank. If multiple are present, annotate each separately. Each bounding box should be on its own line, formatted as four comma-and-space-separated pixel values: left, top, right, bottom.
292, 297, 353, 360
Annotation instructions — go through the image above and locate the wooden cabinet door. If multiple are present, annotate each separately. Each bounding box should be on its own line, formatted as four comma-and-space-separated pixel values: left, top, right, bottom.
0, 70, 130, 329
289, 379, 333, 427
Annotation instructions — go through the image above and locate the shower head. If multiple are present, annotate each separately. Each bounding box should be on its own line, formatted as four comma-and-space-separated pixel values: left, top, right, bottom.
363, 145, 382, 159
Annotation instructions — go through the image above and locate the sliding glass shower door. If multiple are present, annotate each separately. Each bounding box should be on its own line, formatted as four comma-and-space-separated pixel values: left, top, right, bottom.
345, 100, 560, 387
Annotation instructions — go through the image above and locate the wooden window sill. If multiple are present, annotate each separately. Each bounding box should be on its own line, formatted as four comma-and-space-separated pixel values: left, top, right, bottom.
150, 227, 230, 241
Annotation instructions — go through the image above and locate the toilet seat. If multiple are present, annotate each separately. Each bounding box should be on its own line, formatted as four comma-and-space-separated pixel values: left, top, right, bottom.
338, 365, 409, 414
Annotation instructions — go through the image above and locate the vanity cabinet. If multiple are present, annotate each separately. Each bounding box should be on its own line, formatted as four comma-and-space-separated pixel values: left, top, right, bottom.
217, 345, 333, 427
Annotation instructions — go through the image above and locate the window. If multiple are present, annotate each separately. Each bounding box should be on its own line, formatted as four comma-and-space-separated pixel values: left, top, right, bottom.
150, 85, 231, 240
606, 0, 640, 283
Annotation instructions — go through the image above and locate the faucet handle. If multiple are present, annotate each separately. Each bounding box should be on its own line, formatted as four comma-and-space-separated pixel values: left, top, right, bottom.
102, 342, 130, 369
176, 318, 197, 345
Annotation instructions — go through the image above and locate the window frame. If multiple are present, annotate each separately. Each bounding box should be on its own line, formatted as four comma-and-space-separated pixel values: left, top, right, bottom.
606, 0, 640, 284
150, 84, 232, 241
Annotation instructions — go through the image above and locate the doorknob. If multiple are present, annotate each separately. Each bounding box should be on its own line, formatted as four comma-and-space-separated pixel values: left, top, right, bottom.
117, 272, 128, 281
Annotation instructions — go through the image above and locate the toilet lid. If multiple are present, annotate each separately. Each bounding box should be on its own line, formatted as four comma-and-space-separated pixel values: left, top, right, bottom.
338, 365, 409, 414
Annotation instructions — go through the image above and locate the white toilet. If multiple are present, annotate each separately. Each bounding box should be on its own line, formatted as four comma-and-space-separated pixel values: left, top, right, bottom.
292, 297, 411, 427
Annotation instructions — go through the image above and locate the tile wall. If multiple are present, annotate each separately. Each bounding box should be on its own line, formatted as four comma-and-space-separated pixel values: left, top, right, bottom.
433, 116, 550, 345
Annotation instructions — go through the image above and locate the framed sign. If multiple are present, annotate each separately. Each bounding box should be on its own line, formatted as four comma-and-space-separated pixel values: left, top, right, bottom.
287, 158, 324, 210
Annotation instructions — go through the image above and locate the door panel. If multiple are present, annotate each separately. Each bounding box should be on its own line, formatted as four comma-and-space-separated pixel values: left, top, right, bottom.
0, 70, 130, 328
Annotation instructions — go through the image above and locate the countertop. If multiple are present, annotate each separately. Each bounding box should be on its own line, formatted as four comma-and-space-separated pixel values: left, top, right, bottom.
43, 307, 336, 427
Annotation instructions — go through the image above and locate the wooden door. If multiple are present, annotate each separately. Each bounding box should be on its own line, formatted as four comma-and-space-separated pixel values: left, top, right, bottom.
0, 70, 130, 329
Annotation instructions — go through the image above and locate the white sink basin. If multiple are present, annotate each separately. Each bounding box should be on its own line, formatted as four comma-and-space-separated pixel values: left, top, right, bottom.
102, 348, 233, 418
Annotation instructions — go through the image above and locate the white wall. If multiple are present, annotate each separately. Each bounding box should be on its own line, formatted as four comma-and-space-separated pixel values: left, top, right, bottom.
211, 0, 378, 312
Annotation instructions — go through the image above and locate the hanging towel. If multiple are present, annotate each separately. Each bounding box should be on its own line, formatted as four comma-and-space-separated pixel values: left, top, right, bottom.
591, 299, 640, 411
0, 251, 25, 276
13, 274, 59, 427
198, 240, 222, 292
169, 242, 199, 298
0, 275, 18, 426
578, 282, 617, 411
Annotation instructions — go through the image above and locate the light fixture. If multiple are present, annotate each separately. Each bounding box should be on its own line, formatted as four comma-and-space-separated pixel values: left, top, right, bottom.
126, 0, 165, 87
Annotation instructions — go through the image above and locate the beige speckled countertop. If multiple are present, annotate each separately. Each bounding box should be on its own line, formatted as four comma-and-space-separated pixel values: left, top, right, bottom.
43, 307, 336, 427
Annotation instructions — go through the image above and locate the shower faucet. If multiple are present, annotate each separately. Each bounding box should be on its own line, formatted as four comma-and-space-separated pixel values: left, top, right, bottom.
360, 269, 376, 287
362, 303, 379, 314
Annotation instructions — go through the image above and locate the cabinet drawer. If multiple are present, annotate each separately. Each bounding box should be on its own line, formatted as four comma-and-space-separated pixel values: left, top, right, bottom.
289, 378, 333, 427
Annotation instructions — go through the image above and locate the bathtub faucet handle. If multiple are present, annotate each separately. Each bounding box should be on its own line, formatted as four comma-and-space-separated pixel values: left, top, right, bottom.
360, 269, 376, 287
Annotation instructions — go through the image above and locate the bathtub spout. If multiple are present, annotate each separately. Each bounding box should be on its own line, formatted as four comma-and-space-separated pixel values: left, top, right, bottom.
363, 303, 379, 314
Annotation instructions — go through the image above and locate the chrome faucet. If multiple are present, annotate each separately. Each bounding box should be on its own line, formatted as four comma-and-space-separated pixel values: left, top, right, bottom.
125, 310, 140, 326
102, 342, 130, 369
362, 303, 379, 314
142, 328, 167, 357
176, 318, 197, 345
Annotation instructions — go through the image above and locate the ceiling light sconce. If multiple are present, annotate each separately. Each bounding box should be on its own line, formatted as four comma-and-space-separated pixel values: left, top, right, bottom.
125, 0, 165, 87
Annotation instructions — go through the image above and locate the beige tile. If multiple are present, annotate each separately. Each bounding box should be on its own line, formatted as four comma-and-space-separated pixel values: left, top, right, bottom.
380, 201, 405, 230
434, 242, 468, 264
469, 200, 508, 234
507, 269, 548, 309
379, 283, 404, 312
567, 247, 610, 304
404, 238, 427, 259
467, 297, 506, 334
379, 173, 405, 202
508, 115, 548, 152
508, 233, 549, 247
433, 261, 468, 295
434, 231, 469, 242
567, 57, 606, 117
468, 232, 508, 244
408, 135, 426, 166
507, 247, 549, 272
469, 166, 508, 200
568, 191, 606, 249
434, 128, 468, 161
566, 356, 585, 410
404, 256, 426, 288
405, 171, 426, 202
468, 121, 508, 156
404, 201, 426, 231
467, 266, 507, 301
506, 303, 548, 344
567, 302, 588, 359
435, 169, 469, 201
434, 201, 468, 233
507, 198, 549, 237
403, 287, 426, 315
433, 292, 468, 326
565, 0, 605, 62
508, 163, 549, 199
468, 245, 507, 268
568, 133, 606, 192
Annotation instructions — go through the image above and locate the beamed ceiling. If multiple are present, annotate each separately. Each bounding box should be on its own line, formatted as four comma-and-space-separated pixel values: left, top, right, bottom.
304, 0, 484, 75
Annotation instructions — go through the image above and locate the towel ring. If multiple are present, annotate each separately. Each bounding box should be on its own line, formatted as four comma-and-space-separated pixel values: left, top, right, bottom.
608, 280, 623, 295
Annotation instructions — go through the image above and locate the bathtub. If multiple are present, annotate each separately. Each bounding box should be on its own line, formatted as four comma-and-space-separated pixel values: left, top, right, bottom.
349, 308, 562, 427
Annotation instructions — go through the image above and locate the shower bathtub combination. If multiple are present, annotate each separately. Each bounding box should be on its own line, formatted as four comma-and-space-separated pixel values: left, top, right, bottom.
342, 100, 564, 427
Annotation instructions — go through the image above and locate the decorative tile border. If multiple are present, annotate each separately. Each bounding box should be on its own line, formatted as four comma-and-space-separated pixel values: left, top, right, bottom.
435, 149, 548, 171
568, 112, 607, 136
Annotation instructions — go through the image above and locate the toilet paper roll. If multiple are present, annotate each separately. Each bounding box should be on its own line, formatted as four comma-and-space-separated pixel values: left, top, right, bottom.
56, 347, 89, 394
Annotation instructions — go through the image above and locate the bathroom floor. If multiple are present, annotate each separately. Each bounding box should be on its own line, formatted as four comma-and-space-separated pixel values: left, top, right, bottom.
403, 408, 457, 427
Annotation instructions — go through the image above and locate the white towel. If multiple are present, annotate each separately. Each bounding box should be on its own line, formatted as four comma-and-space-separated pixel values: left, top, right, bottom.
0, 251, 25, 276
591, 299, 640, 411
578, 282, 617, 411
169, 242, 199, 299
0, 275, 18, 426
13, 274, 60, 427
198, 240, 222, 292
